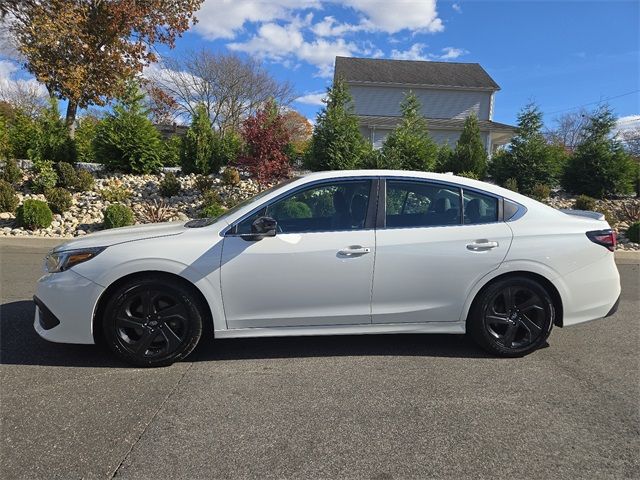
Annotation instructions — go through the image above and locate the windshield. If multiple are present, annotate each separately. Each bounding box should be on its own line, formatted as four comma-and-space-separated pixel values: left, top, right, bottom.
207, 177, 299, 223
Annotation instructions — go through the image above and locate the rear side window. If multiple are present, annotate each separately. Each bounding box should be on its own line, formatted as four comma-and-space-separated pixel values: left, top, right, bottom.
463, 190, 498, 224
386, 180, 461, 228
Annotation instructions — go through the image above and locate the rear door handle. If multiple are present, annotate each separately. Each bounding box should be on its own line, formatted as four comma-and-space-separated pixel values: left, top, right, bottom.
338, 246, 371, 256
466, 240, 499, 251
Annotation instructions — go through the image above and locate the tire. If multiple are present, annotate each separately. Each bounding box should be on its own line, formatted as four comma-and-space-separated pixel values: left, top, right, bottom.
102, 276, 204, 367
468, 276, 554, 357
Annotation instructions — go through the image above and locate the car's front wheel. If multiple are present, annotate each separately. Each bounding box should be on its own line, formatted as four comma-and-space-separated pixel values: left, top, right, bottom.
102, 276, 204, 367
468, 276, 554, 357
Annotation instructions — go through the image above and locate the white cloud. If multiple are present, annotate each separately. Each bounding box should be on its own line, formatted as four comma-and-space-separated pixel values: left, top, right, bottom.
452, 3, 462, 13
193, 0, 320, 40
228, 22, 361, 77
194, 0, 444, 40
615, 115, 640, 134
0, 60, 48, 107
391, 44, 469, 61
295, 91, 326, 106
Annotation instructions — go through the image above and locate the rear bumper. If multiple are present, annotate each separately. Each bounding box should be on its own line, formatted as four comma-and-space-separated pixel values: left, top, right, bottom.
557, 253, 621, 326
33, 269, 104, 344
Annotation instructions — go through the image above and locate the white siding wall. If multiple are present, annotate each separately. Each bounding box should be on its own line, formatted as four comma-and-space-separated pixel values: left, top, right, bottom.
350, 85, 492, 120
365, 127, 490, 151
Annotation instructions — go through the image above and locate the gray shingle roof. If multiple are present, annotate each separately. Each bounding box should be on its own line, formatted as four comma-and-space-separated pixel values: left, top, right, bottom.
357, 115, 515, 132
334, 57, 500, 90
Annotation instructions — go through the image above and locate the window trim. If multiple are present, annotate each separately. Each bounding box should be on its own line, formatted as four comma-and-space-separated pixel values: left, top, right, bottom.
378, 177, 505, 230
224, 177, 380, 236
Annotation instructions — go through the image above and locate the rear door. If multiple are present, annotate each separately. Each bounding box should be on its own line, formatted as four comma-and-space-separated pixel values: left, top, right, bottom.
372, 178, 513, 324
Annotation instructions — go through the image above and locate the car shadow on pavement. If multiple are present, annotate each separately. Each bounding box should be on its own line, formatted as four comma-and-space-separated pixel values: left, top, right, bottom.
0, 300, 127, 368
1, 300, 503, 368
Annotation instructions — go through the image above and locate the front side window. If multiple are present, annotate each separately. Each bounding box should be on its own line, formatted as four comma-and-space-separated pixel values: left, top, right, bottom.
386, 180, 461, 228
235, 180, 372, 234
463, 190, 499, 224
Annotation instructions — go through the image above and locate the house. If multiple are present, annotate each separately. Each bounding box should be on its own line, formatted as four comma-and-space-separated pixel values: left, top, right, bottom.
334, 56, 515, 153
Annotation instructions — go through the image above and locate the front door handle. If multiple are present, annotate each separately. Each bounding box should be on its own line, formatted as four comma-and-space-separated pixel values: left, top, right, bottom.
337, 246, 371, 257
466, 240, 499, 251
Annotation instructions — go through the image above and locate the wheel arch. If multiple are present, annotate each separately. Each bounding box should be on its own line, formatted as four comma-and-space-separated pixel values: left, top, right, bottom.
92, 271, 214, 345
464, 271, 564, 328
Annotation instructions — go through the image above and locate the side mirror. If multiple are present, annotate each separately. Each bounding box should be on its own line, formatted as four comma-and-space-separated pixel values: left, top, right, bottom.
240, 216, 277, 241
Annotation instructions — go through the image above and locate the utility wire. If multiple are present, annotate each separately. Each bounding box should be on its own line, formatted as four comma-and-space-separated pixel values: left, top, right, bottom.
547, 89, 640, 115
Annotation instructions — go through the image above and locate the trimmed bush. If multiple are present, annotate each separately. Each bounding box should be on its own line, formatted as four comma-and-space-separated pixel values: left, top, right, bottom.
627, 221, 640, 243
30, 160, 58, 193
159, 172, 181, 197
199, 203, 226, 219
458, 171, 480, 180
45, 187, 73, 214
0, 179, 19, 212
16, 199, 53, 230
574, 194, 596, 211
56, 162, 79, 189
75, 169, 95, 192
1, 159, 23, 185
504, 178, 518, 192
161, 136, 182, 167
202, 189, 222, 207
100, 184, 132, 202
103, 203, 135, 229
194, 175, 214, 192
221, 167, 241, 186
531, 183, 551, 201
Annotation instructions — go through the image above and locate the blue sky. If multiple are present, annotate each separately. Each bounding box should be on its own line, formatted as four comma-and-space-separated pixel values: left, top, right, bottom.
2, 0, 639, 131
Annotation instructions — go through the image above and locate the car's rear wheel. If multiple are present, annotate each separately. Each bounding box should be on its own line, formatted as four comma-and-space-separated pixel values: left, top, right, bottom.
468, 277, 554, 357
102, 276, 203, 367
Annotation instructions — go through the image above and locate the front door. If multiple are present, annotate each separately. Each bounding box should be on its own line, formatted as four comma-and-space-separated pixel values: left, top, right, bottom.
372, 179, 513, 324
221, 179, 377, 329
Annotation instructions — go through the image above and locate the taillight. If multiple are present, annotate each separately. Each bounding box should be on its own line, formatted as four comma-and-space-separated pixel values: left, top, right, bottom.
586, 229, 617, 252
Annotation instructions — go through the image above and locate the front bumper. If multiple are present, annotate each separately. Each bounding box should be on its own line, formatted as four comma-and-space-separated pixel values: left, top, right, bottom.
33, 269, 105, 344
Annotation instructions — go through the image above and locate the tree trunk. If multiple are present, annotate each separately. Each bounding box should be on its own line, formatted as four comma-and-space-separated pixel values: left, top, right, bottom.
65, 100, 78, 138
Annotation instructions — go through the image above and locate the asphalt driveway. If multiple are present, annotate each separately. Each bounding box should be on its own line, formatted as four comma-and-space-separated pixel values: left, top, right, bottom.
1, 238, 638, 480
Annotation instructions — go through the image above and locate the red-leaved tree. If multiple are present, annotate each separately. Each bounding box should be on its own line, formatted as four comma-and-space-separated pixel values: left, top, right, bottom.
238, 101, 291, 184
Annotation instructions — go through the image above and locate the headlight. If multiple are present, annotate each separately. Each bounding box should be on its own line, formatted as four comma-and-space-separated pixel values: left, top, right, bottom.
45, 247, 106, 273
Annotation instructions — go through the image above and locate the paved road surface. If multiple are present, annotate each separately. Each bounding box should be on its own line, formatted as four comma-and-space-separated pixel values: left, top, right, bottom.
1, 238, 638, 479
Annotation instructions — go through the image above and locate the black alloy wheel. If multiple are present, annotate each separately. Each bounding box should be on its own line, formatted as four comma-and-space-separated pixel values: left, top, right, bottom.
103, 276, 204, 367
469, 277, 554, 357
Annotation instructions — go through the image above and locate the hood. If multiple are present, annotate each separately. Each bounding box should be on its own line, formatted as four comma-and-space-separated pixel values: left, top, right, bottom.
53, 221, 187, 252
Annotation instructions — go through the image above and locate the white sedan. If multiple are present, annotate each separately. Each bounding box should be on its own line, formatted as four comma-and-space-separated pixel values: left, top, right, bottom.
34, 170, 621, 366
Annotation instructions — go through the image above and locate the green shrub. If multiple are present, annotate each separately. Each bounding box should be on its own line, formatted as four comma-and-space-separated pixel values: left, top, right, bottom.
75, 115, 100, 163
28, 98, 76, 163
202, 189, 222, 207
458, 171, 480, 180
271, 199, 312, 219
199, 203, 226, 219
221, 167, 241, 186
627, 221, 640, 243
531, 183, 551, 201
161, 136, 182, 167
1, 159, 23, 185
94, 82, 163, 173
0, 179, 19, 212
181, 104, 215, 174
75, 169, 95, 191
574, 194, 596, 211
504, 178, 518, 192
100, 184, 132, 202
158, 172, 181, 197
45, 187, 73, 214
212, 131, 243, 170
6, 111, 38, 159
30, 159, 58, 193
56, 162, 79, 189
194, 175, 214, 192
103, 203, 135, 229
16, 199, 53, 229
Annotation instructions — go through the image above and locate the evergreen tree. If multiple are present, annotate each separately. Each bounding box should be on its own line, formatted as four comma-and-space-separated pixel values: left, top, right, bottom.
449, 114, 488, 177
489, 103, 566, 194
561, 106, 634, 198
305, 79, 370, 171
94, 81, 163, 173
380, 91, 438, 171
29, 97, 76, 163
181, 103, 215, 174
435, 142, 454, 173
